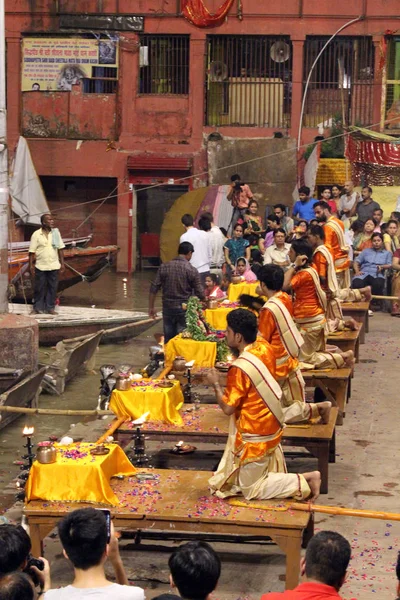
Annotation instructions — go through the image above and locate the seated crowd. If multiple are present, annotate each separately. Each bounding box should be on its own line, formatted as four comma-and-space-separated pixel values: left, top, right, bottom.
0, 513, 399, 600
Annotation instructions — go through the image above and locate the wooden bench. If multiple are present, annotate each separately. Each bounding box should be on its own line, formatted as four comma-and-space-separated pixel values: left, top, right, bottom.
115, 406, 338, 494
327, 326, 362, 363
341, 301, 370, 344
24, 468, 312, 590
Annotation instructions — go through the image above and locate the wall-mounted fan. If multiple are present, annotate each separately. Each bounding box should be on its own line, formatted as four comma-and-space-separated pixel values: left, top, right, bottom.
270, 41, 290, 63
209, 61, 228, 82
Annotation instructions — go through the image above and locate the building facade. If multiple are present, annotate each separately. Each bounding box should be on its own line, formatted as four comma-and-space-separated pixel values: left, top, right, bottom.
6, 0, 400, 270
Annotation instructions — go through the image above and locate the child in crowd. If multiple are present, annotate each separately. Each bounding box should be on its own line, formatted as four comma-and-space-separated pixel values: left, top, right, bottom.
153, 541, 221, 600
234, 257, 257, 282
204, 273, 226, 299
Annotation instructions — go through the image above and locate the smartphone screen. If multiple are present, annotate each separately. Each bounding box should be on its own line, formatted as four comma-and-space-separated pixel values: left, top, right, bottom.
96, 508, 111, 543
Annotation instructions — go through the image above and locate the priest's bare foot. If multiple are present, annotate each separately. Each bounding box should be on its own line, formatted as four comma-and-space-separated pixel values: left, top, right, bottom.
303, 471, 321, 501
361, 286, 372, 301
344, 317, 358, 331
316, 401, 332, 424
342, 350, 355, 369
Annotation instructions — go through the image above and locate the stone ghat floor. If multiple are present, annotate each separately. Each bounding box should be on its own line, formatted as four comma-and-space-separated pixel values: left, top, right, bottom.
4, 312, 400, 600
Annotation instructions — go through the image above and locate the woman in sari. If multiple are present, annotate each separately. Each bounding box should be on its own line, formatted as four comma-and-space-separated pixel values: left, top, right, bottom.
353, 218, 375, 256
244, 199, 264, 238
383, 219, 400, 253
234, 257, 258, 282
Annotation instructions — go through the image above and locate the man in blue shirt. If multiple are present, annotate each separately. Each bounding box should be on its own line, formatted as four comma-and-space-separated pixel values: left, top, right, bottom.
292, 186, 318, 222
352, 232, 392, 296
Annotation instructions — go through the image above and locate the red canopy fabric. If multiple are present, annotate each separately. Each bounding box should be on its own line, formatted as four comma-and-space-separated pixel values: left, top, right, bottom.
181, 0, 235, 27
347, 135, 400, 167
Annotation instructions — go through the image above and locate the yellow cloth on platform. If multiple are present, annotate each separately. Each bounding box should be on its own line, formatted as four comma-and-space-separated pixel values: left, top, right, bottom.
205, 307, 234, 330
25, 443, 135, 506
165, 336, 217, 368
110, 381, 184, 425
228, 282, 259, 302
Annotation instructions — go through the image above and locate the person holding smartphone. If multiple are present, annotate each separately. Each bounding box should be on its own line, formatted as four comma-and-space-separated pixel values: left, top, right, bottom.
44, 508, 144, 599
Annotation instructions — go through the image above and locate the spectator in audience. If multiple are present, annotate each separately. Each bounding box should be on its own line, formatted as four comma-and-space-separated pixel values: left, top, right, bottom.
320, 187, 338, 216
204, 273, 226, 300
390, 211, 400, 222
259, 215, 281, 253
273, 204, 294, 235
339, 181, 360, 221
234, 257, 257, 282
153, 541, 221, 600
0, 572, 35, 600
227, 173, 253, 231
352, 232, 392, 298
383, 219, 400, 253
353, 218, 375, 256
355, 186, 381, 223
44, 507, 144, 600
202, 212, 225, 277
260, 530, 351, 599
263, 228, 291, 269
292, 186, 318, 222
288, 220, 308, 243
331, 184, 342, 215
224, 222, 250, 273
244, 199, 264, 237
390, 248, 400, 316
373, 208, 385, 230
180, 214, 212, 284
0, 524, 50, 594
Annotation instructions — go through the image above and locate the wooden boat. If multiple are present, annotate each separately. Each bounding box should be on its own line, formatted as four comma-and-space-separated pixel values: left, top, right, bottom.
9, 304, 162, 346
9, 245, 118, 302
0, 367, 47, 430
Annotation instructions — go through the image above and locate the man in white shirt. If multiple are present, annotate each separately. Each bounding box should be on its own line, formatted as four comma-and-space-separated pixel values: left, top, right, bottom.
44, 508, 144, 600
180, 214, 212, 283
201, 212, 225, 276
339, 181, 360, 221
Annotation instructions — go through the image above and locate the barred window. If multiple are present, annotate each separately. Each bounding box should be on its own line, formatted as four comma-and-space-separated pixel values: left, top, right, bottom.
303, 36, 374, 128
205, 35, 292, 128
83, 67, 118, 94
139, 35, 189, 95
384, 37, 400, 131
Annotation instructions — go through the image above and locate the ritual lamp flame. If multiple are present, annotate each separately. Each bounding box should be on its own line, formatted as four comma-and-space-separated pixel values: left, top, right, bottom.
227, 353, 234, 363
22, 426, 34, 436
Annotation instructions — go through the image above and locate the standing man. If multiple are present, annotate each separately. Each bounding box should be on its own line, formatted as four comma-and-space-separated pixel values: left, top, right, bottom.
207, 309, 321, 501
180, 214, 212, 284
339, 180, 360, 221
292, 186, 318, 222
313, 201, 351, 288
273, 204, 294, 235
354, 186, 381, 223
201, 212, 225, 277
149, 242, 205, 344
29, 213, 65, 315
227, 174, 253, 233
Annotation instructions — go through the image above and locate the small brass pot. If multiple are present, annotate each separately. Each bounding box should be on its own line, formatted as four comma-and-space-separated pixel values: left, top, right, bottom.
37, 443, 57, 464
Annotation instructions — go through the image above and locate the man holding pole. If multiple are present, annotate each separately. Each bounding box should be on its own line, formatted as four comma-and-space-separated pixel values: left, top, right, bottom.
29, 214, 65, 315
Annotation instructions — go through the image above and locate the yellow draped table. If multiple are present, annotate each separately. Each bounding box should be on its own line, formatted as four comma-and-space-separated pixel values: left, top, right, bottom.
227, 281, 259, 302
110, 380, 184, 425
165, 336, 217, 368
205, 304, 238, 331
25, 443, 135, 506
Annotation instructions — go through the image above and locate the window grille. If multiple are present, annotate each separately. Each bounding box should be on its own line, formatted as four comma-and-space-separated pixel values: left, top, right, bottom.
384, 37, 400, 130
83, 67, 118, 94
139, 35, 189, 95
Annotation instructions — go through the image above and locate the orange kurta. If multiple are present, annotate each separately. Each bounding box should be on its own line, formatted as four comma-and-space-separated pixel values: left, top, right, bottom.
223, 338, 282, 462
258, 291, 299, 379
323, 217, 350, 272
312, 250, 328, 287
291, 269, 324, 319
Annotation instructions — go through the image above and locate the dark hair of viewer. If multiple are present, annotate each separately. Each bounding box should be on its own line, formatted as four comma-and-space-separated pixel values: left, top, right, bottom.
181, 214, 194, 228
0, 525, 31, 576
313, 200, 331, 212
258, 264, 284, 292
198, 216, 211, 232
0, 573, 34, 600
178, 242, 194, 256
298, 185, 310, 196
169, 541, 221, 600
305, 531, 351, 590
227, 308, 257, 344
58, 508, 108, 570
309, 224, 325, 241
291, 239, 313, 263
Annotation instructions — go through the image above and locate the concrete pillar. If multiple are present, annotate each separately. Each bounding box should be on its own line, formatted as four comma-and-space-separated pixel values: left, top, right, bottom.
0, 314, 38, 372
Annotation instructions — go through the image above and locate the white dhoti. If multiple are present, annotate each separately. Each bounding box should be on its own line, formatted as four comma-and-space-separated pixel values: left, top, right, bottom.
336, 269, 351, 289
296, 316, 345, 370
278, 365, 319, 422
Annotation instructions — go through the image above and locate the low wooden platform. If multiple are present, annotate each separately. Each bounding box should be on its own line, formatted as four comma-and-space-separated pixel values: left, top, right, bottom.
327, 326, 362, 363
115, 406, 338, 494
341, 301, 370, 344
24, 468, 312, 590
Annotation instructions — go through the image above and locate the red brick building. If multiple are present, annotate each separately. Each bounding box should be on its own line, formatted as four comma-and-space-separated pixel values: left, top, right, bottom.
5, 0, 400, 270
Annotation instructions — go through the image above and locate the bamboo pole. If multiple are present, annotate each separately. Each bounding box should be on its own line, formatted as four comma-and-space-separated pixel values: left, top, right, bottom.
104, 316, 161, 336
96, 417, 126, 444
371, 294, 399, 301
0, 406, 113, 416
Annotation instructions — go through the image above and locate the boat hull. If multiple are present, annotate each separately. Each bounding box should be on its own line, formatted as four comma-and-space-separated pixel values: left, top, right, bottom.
9, 246, 118, 302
